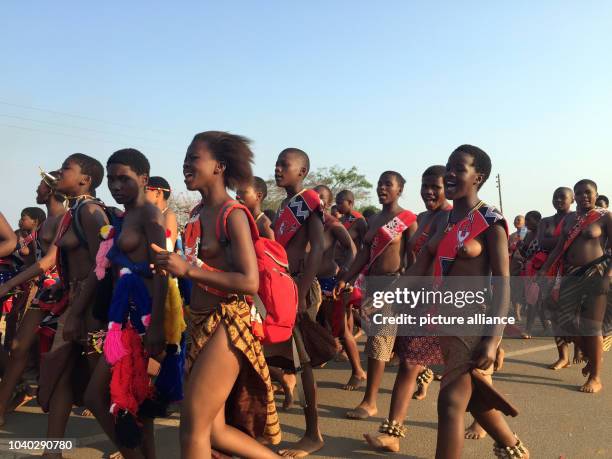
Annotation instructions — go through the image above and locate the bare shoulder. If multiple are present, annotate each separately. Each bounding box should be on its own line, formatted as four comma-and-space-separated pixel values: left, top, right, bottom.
79, 201, 108, 225
486, 220, 509, 240
143, 202, 164, 222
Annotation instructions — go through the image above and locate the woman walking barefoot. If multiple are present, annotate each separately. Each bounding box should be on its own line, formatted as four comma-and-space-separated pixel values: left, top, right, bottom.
154, 131, 281, 459
538, 179, 611, 394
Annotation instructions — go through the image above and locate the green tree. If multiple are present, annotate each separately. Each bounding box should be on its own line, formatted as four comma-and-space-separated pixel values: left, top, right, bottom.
263, 165, 372, 211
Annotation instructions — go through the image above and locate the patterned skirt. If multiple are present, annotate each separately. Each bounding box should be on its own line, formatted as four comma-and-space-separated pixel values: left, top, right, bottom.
557, 255, 611, 339
186, 297, 281, 445
394, 336, 443, 366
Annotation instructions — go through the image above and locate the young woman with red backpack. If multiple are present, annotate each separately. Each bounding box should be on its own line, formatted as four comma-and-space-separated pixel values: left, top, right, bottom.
152, 131, 284, 459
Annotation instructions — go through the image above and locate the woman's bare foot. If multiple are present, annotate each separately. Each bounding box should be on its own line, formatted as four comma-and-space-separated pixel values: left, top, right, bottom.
412, 368, 434, 401
108, 452, 123, 459
548, 358, 571, 370
281, 373, 296, 410
279, 435, 324, 457
464, 420, 487, 440
342, 373, 366, 391
573, 345, 586, 364
77, 407, 93, 417
346, 402, 377, 419
494, 347, 505, 372
363, 433, 400, 452
579, 376, 602, 394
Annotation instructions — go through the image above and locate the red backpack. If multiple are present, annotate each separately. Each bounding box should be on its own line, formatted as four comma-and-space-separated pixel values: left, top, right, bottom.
217, 201, 298, 344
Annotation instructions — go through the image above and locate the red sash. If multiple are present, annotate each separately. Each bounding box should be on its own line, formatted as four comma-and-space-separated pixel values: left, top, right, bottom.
412, 205, 452, 256
20, 230, 37, 249
335, 210, 416, 333
434, 203, 507, 281
549, 208, 608, 277
273, 189, 322, 248
412, 224, 431, 257
528, 214, 567, 277
366, 210, 417, 272
552, 216, 565, 237
342, 210, 364, 230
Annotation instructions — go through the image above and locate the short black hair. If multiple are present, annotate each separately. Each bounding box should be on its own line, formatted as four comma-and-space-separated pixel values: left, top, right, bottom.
22, 207, 46, 224
192, 131, 254, 190
453, 145, 491, 189
107, 148, 150, 176
422, 165, 446, 179
574, 179, 597, 192
314, 184, 333, 204
554, 186, 573, 196
66, 153, 104, 191
253, 176, 268, 200
336, 189, 355, 203
280, 148, 310, 174
148, 176, 171, 200
525, 210, 542, 222
380, 170, 406, 191
596, 195, 609, 206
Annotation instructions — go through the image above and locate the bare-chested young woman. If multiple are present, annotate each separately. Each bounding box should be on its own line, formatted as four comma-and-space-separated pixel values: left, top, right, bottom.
404, 145, 528, 458
269, 148, 325, 458
31, 154, 110, 458
314, 185, 359, 390
335, 171, 418, 421
362, 165, 449, 452
153, 132, 281, 458
534, 187, 575, 369
78, 149, 167, 458
0, 170, 67, 426
538, 179, 611, 394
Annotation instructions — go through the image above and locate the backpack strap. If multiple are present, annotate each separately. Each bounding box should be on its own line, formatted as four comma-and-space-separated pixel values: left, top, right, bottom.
73, 199, 120, 248
216, 200, 260, 246
73, 198, 103, 247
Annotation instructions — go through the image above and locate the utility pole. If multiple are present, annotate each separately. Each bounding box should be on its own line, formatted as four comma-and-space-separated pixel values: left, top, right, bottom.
496, 174, 503, 214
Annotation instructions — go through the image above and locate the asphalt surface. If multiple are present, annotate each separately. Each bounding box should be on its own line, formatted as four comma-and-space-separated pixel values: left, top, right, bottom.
0, 336, 610, 458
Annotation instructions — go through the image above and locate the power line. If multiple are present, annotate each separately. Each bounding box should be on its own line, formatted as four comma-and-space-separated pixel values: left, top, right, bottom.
0, 122, 171, 154
0, 113, 174, 146
0, 99, 180, 136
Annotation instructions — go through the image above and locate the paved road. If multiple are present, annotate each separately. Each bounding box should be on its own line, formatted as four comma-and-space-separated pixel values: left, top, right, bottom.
0, 336, 610, 458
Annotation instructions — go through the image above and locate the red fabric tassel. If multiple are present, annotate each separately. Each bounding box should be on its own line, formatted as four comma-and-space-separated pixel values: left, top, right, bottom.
109, 327, 152, 417
104, 322, 128, 365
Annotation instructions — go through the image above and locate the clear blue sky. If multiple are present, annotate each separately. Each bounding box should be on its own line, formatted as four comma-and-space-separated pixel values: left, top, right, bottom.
1, 1, 610, 226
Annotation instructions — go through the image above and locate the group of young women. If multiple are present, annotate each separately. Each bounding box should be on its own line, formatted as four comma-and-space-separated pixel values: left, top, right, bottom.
0, 134, 608, 459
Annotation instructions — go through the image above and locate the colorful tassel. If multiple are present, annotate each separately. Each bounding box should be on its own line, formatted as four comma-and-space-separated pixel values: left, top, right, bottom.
104, 322, 127, 365
164, 278, 186, 345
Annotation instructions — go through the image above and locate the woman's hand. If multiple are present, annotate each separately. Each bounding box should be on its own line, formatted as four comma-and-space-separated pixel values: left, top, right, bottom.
472, 338, 498, 370
151, 243, 190, 277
